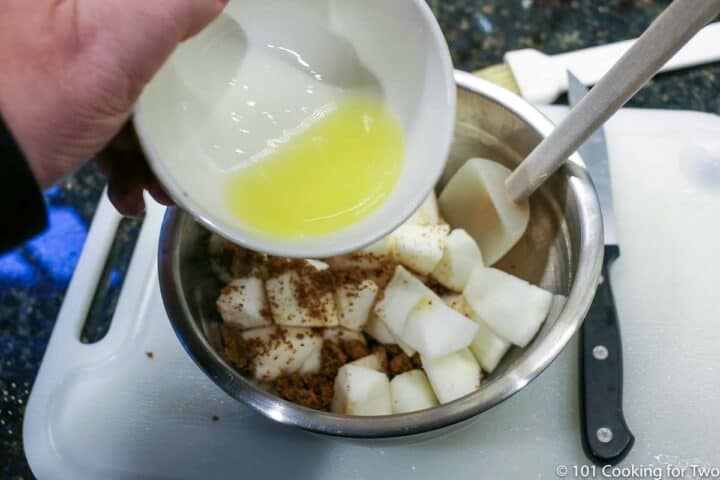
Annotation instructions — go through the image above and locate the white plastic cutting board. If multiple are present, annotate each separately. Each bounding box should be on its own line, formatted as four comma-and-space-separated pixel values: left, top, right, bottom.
24, 107, 720, 479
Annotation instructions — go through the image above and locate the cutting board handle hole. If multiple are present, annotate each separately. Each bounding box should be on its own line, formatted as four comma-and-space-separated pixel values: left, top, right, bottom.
80, 215, 145, 344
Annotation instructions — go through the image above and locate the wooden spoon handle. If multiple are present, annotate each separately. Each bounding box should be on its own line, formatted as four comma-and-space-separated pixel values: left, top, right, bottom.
505, 0, 720, 202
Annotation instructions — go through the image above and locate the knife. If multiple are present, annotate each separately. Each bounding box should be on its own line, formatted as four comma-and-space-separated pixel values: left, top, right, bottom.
567, 71, 634, 466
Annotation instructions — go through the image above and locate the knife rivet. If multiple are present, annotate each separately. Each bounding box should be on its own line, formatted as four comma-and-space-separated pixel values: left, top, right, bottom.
593, 345, 609, 360
597, 427, 613, 443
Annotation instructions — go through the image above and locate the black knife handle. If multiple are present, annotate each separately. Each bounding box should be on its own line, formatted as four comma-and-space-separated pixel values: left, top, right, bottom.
580, 245, 634, 465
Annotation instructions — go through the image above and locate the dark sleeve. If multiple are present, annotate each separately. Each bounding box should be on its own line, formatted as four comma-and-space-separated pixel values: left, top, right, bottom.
0, 114, 48, 253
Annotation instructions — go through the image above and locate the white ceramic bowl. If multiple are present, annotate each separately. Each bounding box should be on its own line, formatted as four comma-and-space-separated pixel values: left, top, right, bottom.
134, 0, 456, 258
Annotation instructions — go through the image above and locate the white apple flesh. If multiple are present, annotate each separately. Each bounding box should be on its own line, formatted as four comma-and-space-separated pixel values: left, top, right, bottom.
392, 224, 450, 275
422, 348, 481, 403
216, 277, 272, 329
391, 333, 417, 357
373, 266, 436, 337
400, 297, 479, 359
363, 313, 395, 344
464, 266, 553, 347
405, 192, 440, 226
266, 261, 339, 328
350, 351, 387, 373
323, 327, 367, 345
326, 235, 395, 270
331, 364, 393, 416
390, 369, 438, 413
336, 279, 379, 331
432, 229, 485, 291
242, 327, 322, 381
443, 293, 511, 373
298, 342, 323, 374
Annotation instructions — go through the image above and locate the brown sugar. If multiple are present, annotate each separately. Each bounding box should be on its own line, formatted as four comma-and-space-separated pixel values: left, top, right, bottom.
389, 351, 415, 376
420, 275, 453, 297
220, 324, 251, 372
321, 340, 348, 377
376, 344, 422, 378
411, 352, 422, 369
342, 339, 369, 361
274, 373, 334, 411
291, 268, 336, 322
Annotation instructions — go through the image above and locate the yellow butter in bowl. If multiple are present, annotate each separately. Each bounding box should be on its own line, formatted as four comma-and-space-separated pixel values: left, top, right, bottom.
225, 95, 405, 238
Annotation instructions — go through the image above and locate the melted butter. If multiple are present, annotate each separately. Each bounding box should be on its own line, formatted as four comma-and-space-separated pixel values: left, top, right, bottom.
225, 95, 404, 238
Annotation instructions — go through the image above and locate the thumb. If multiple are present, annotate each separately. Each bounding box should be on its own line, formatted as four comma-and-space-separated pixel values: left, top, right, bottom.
173, 0, 230, 40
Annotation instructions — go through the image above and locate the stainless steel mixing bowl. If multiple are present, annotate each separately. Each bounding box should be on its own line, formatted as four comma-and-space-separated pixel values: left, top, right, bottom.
158, 71, 603, 438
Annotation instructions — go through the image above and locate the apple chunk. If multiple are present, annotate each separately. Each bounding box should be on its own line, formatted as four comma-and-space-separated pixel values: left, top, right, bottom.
350, 351, 387, 373
390, 370, 438, 413
242, 327, 322, 381
298, 342, 323, 374
400, 297, 479, 359
439, 158, 530, 266
443, 294, 511, 373
266, 260, 339, 327
391, 332, 417, 357
432, 229, 484, 291
363, 313, 395, 344
331, 364, 392, 416
392, 224, 450, 275
216, 277, 272, 329
422, 348, 481, 403
327, 235, 395, 270
336, 279, 379, 331
405, 192, 440, 226
463, 266, 552, 347
374, 265, 436, 336
323, 327, 367, 345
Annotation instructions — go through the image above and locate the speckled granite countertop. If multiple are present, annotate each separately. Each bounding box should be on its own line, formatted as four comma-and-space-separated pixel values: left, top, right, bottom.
1, 0, 718, 477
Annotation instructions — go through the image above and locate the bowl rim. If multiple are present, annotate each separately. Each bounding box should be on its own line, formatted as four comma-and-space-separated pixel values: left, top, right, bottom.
134, 0, 457, 259
158, 71, 604, 438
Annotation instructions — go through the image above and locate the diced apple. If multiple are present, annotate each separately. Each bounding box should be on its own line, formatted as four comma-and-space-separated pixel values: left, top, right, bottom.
390, 370, 438, 413
361, 235, 396, 257
323, 327, 367, 345
336, 279, 379, 331
374, 266, 436, 336
350, 351, 387, 373
266, 261, 339, 327
392, 224, 450, 275
363, 313, 395, 344
469, 321, 512, 373
392, 333, 417, 357
242, 327, 322, 381
405, 192, 440, 226
331, 364, 393, 416
216, 277, 272, 329
326, 235, 395, 270
400, 298, 479, 359
438, 158, 530, 266
432, 229, 484, 291
422, 348, 481, 403
441, 293, 472, 316
306, 259, 330, 270
463, 266, 552, 347
442, 294, 511, 373
298, 342, 323, 374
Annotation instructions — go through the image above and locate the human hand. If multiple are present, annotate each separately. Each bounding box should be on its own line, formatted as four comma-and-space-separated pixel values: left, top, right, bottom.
0, 0, 227, 214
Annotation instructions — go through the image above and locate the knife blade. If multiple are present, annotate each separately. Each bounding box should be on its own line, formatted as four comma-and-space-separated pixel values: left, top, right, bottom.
567, 70, 634, 466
